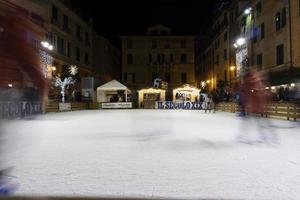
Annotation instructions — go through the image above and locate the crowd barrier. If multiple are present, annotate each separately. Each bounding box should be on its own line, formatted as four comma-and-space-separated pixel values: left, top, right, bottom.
216, 102, 300, 121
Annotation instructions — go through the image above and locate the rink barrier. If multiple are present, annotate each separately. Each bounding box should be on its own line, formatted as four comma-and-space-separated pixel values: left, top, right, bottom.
0, 197, 237, 200
45, 102, 102, 112
216, 102, 300, 121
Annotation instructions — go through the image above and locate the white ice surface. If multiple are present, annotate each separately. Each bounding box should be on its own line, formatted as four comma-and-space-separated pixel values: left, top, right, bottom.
1, 110, 300, 199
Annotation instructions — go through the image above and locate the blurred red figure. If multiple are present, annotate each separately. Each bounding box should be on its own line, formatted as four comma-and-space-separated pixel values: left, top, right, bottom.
240, 69, 272, 114
237, 69, 278, 145
0, 1, 48, 102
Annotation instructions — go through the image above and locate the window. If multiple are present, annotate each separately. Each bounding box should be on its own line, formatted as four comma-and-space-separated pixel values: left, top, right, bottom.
253, 27, 258, 42
257, 53, 263, 70
256, 1, 262, 16
127, 40, 132, 49
127, 54, 133, 64
181, 54, 187, 64
152, 40, 157, 49
150, 30, 158, 35
181, 40, 186, 48
216, 55, 219, 64
57, 37, 65, 55
276, 44, 284, 65
85, 32, 90, 45
132, 73, 136, 83
165, 40, 171, 48
152, 72, 158, 81
181, 72, 187, 83
63, 15, 69, 32
76, 47, 80, 61
165, 73, 170, 82
161, 54, 165, 64
52, 5, 58, 20
85, 53, 89, 65
123, 72, 127, 83
299, 0, 300, 16
170, 54, 174, 63
223, 49, 227, 60
260, 23, 265, 39
224, 70, 227, 81
161, 30, 167, 35
149, 54, 152, 63
76, 24, 81, 39
275, 8, 286, 31
157, 54, 161, 63
67, 42, 71, 57
224, 32, 228, 42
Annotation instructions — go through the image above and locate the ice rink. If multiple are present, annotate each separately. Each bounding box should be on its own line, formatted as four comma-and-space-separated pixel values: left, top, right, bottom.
1, 110, 300, 199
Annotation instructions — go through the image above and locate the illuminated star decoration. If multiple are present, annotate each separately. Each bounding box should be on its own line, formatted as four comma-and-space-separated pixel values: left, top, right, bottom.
69, 65, 78, 76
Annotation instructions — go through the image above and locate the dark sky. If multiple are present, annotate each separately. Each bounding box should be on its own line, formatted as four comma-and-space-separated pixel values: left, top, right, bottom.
70, 0, 226, 44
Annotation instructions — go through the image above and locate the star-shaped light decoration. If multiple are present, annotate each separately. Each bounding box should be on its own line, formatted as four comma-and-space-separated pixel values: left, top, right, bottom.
69, 65, 78, 76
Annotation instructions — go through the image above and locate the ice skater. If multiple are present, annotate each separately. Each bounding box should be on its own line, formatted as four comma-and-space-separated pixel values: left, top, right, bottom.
236, 69, 279, 145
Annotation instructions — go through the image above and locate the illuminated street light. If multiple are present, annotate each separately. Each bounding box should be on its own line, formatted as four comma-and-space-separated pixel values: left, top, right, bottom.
244, 8, 252, 15
230, 66, 236, 71
206, 80, 211, 84
291, 83, 295, 87
8, 83, 12, 88
233, 43, 238, 48
41, 41, 53, 51
52, 66, 56, 71
236, 37, 246, 46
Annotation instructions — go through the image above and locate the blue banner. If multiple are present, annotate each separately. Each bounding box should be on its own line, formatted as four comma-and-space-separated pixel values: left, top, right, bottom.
156, 101, 201, 110
0, 101, 42, 119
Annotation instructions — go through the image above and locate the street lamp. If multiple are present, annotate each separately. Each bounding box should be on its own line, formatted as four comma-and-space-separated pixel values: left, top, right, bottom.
244, 8, 252, 15
41, 41, 53, 51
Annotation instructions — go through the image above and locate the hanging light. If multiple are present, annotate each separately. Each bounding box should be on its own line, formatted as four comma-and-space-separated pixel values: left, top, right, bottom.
244, 8, 252, 15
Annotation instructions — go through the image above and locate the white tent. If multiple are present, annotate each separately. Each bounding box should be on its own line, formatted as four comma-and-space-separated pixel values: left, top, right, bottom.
97, 80, 131, 103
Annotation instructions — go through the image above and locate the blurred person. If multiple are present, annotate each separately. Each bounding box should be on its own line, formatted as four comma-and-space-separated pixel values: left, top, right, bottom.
0, 1, 48, 194
236, 69, 279, 145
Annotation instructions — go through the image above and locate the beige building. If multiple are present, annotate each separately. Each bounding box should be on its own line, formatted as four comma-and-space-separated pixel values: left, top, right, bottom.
197, 0, 300, 91
121, 25, 195, 101
40, 0, 93, 84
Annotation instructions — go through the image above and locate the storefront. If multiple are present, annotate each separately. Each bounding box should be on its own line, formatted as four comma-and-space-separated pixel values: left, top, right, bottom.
138, 88, 166, 108
96, 80, 132, 108
173, 84, 200, 102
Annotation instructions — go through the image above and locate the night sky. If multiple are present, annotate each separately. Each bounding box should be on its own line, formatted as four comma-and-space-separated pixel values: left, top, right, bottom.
69, 0, 227, 45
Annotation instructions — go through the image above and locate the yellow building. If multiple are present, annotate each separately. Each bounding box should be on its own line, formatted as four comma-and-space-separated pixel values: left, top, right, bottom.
197, 0, 300, 91
121, 25, 195, 102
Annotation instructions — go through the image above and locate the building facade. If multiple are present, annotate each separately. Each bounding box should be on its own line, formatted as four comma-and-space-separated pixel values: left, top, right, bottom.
197, 0, 300, 92
121, 25, 195, 100
93, 34, 121, 84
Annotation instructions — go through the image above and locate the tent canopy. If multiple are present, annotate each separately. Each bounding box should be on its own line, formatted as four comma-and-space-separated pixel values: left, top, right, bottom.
97, 80, 130, 92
